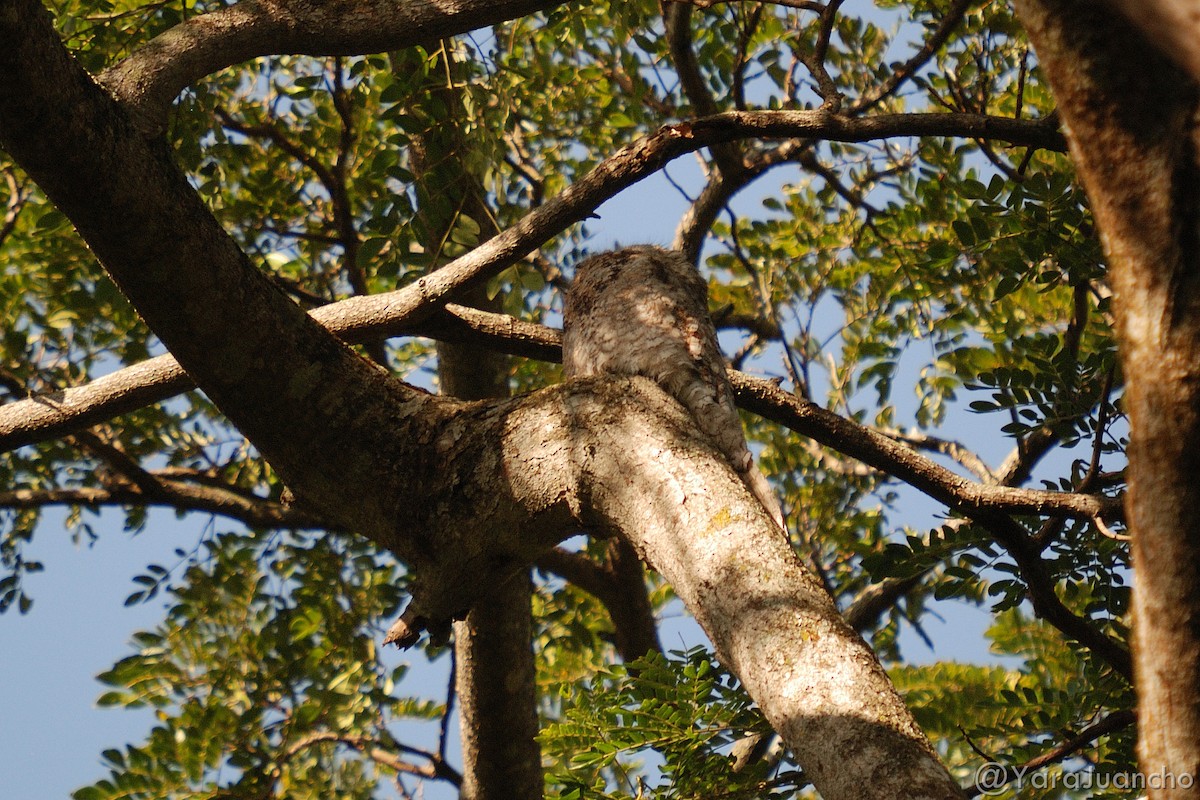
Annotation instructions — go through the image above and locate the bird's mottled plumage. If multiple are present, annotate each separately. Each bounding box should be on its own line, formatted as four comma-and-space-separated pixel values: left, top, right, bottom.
562, 246, 785, 531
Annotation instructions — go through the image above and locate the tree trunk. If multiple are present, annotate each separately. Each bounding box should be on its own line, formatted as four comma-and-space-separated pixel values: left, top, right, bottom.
452, 571, 542, 800
1015, 2, 1200, 793
411, 40, 544, 797
437, 291, 542, 800
438, 302, 543, 800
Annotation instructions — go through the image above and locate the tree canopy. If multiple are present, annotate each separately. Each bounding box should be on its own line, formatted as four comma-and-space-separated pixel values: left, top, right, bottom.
2, 1, 1197, 799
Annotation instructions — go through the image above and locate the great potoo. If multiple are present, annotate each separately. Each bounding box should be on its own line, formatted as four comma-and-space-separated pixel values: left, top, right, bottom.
562, 246, 786, 532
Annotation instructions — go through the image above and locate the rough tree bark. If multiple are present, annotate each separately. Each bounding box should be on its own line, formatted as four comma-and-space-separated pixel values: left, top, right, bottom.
1101, 0, 1200, 86
1014, 1, 1200, 794
0, 2, 967, 798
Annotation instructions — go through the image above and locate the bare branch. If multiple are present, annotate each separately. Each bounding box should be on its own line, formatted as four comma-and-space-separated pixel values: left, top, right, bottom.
674, 140, 808, 261
965, 710, 1136, 798
796, 148, 881, 215
216, 107, 338, 188
284, 731, 462, 786
0, 354, 194, 452
664, 1, 745, 176
807, 0, 846, 108
0, 480, 327, 530
0, 303, 554, 451
1021, 710, 1136, 771
5, 311, 1130, 676
852, 0, 974, 114
731, 374, 1121, 523
735, 376, 1130, 677
880, 428, 997, 483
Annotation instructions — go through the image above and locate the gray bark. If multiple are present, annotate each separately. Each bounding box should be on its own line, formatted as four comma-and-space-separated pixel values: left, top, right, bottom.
452, 572, 542, 800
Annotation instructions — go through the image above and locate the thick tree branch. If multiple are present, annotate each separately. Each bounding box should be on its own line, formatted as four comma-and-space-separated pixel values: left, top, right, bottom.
98, 0, 581, 129
0, 3, 1097, 796
1103, 1, 1200, 85
806, 0, 846, 108
410, 52, 544, 795
843, 573, 925, 631
0, 0, 429, 542
1015, 710, 1136, 774
309, 109, 1066, 346
0, 303, 552, 451
558, 377, 964, 800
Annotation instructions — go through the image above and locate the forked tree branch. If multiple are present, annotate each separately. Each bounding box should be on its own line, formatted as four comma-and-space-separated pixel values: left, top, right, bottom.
851, 0, 975, 114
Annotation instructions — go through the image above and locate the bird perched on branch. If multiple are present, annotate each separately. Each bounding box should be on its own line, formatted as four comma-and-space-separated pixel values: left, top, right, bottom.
562, 245, 786, 533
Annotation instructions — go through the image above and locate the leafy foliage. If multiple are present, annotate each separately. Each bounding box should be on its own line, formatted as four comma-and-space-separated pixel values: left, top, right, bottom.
542, 649, 802, 800
75, 529, 419, 800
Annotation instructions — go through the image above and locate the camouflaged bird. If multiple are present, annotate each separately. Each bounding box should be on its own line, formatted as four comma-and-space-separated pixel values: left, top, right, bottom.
562, 246, 786, 532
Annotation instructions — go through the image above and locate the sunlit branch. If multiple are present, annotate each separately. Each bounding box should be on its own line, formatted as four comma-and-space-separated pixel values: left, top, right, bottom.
880, 429, 997, 483
731, 374, 1121, 522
